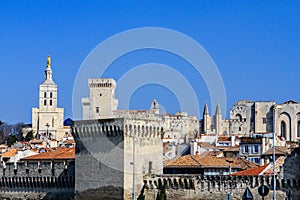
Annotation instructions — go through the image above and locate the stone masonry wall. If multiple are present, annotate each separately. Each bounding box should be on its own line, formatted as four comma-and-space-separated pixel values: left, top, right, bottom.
144, 175, 299, 200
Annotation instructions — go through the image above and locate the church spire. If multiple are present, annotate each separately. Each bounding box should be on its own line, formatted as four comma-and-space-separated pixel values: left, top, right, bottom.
215, 103, 221, 115
203, 103, 209, 115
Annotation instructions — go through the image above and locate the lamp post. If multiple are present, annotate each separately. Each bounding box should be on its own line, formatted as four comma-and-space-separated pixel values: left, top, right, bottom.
132, 129, 136, 200
273, 131, 276, 200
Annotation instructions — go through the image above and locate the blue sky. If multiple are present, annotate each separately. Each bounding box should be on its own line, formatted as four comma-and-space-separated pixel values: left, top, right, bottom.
0, 0, 300, 123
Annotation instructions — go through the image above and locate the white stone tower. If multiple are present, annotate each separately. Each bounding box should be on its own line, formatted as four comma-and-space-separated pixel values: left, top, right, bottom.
32, 56, 66, 140
203, 103, 210, 134
150, 99, 159, 114
82, 78, 118, 119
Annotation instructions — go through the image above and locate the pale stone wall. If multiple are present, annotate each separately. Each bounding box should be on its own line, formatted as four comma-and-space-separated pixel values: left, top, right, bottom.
82, 78, 118, 119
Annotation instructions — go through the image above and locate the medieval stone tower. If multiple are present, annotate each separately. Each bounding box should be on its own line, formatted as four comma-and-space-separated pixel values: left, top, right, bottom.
82, 78, 118, 120
32, 56, 66, 140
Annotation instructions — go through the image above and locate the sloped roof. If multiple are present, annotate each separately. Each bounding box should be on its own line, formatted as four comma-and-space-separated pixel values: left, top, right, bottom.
30, 139, 43, 144
21, 147, 75, 161
63, 140, 76, 144
1, 149, 17, 158
223, 146, 240, 152
217, 136, 231, 142
263, 146, 289, 155
230, 164, 269, 176
164, 155, 244, 169
263, 156, 285, 175
282, 100, 298, 104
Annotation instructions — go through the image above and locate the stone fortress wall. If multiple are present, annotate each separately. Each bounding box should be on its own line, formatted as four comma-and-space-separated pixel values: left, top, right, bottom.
143, 175, 298, 200
0, 160, 75, 199
73, 117, 164, 200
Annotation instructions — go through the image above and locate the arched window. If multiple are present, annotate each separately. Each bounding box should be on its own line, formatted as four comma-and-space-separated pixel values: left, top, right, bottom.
50, 100, 52, 106
297, 114, 300, 138
50, 92, 52, 98
236, 114, 242, 122
44, 99, 47, 106
44, 92, 47, 98
281, 121, 286, 138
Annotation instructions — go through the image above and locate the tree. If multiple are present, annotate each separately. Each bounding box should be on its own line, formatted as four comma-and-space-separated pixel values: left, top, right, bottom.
156, 184, 167, 200
25, 130, 34, 141
137, 184, 146, 200
6, 135, 17, 146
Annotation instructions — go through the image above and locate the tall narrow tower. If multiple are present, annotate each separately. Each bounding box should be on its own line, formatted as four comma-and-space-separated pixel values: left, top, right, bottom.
82, 78, 118, 119
215, 103, 222, 135
32, 56, 65, 140
203, 103, 210, 134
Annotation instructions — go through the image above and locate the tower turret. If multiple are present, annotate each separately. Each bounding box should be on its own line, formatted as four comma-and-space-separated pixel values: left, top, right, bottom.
215, 103, 222, 135
203, 103, 210, 133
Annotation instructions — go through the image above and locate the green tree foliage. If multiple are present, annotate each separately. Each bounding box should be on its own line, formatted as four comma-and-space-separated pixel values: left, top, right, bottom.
6, 135, 17, 146
156, 184, 167, 200
137, 184, 146, 200
25, 130, 34, 141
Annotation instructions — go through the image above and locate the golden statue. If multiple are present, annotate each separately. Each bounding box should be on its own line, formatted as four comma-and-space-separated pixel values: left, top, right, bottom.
47, 55, 51, 68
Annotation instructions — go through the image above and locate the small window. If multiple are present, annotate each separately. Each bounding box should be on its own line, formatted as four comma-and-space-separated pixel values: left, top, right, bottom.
100, 93, 102, 97
50, 92, 53, 98
254, 145, 259, 153
50, 100, 52, 106
263, 118, 266, 124
239, 127, 242, 131
244, 145, 249, 153
44, 100, 47, 106
44, 92, 47, 98
96, 107, 99, 113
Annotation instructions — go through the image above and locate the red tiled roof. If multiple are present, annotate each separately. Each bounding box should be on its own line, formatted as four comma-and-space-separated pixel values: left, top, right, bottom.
230, 164, 269, 176
64, 140, 75, 144
1, 149, 17, 158
21, 147, 75, 161
164, 155, 241, 168
217, 137, 231, 142
30, 139, 43, 144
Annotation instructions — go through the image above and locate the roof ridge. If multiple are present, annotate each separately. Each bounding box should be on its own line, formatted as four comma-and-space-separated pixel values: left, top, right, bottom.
189, 155, 202, 166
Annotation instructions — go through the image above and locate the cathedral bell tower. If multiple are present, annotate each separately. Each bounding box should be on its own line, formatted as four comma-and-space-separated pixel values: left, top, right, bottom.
32, 56, 65, 141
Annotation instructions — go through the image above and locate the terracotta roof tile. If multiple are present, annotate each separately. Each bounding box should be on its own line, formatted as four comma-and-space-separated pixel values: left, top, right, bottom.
64, 140, 75, 144
230, 164, 269, 176
1, 149, 17, 158
217, 137, 231, 142
263, 146, 289, 155
164, 155, 244, 168
30, 139, 43, 144
21, 147, 75, 161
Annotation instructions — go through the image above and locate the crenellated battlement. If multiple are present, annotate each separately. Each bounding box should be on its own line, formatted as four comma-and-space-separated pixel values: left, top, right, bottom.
144, 175, 300, 190
0, 160, 75, 199
0, 160, 74, 179
143, 175, 299, 199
